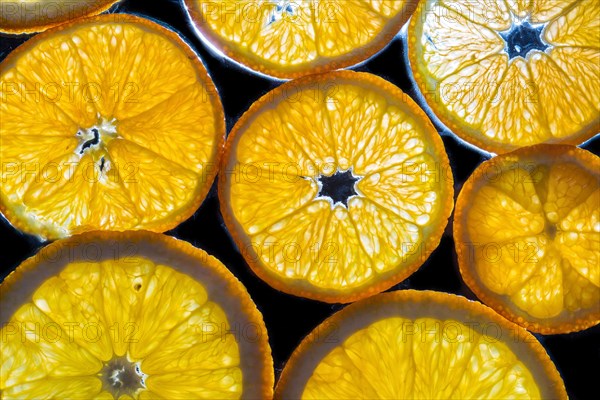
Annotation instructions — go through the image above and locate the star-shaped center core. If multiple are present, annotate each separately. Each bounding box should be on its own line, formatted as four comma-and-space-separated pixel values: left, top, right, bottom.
317, 169, 361, 208
499, 21, 549, 60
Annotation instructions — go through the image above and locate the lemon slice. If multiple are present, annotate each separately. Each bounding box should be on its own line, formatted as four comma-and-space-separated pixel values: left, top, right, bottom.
0, 0, 121, 33
0, 15, 225, 240
0, 231, 273, 399
184, 0, 418, 78
275, 290, 567, 399
219, 71, 454, 303
455, 144, 600, 334
408, 0, 599, 153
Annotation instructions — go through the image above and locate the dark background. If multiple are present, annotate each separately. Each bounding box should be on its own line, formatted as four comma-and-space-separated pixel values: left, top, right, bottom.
1, 1, 598, 398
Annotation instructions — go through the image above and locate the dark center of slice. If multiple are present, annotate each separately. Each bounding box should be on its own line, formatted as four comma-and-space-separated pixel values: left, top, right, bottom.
100, 357, 145, 398
317, 169, 360, 207
499, 21, 549, 60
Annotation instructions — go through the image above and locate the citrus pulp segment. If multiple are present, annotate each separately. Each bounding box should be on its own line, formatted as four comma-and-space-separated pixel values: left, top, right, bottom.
275, 290, 567, 399
0, 231, 274, 399
0, 0, 121, 34
408, 0, 600, 153
455, 144, 600, 334
0, 14, 225, 240
219, 71, 454, 303
184, 0, 419, 78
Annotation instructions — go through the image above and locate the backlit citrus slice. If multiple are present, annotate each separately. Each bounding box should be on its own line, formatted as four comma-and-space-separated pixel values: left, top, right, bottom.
408, 0, 600, 153
219, 71, 454, 303
184, 0, 418, 78
0, 231, 273, 399
275, 290, 567, 399
455, 144, 600, 334
0, 14, 225, 240
0, 0, 120, 34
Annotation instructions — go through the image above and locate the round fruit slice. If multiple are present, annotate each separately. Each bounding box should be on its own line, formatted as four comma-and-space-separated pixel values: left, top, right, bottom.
184, 0, 418, 79
275, 290, 567, 399
0, 231, 273, 399
0, 0, 120, 34
219, 71, 454, 303
408, 0, 600, 153
0, 14, 225, 240
455, 144, 600, 334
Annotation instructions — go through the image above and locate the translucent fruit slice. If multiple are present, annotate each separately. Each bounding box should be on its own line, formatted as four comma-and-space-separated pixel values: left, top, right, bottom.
184, 0, 418, 78
0, 231, 273, 399
455, 144, 600, 333
219, 71, 454, 303
408, 0, 599, 153
275, 290, 567, 399
0, 14, 225, 240
0, 0, 120, 33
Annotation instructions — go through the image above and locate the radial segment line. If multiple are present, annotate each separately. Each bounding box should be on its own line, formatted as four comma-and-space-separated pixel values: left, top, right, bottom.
246, 200, 315, 238
304, 208, 335, 280
361, 196, 423, 230
117, 138, 199, 177
346, 207, 376, 272
116, 83, 197, 123
541, 53, 598, 112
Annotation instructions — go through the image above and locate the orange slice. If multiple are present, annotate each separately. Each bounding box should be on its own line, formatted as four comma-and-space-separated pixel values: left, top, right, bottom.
219, 71, 454, 303
0, 14, 225, 240
455, 144, 600, 334
0, 0, 120, 34
275, 290, 567, 399
408, 0, 600, 153
0, 231, 273, 399
184, 0, 418, 78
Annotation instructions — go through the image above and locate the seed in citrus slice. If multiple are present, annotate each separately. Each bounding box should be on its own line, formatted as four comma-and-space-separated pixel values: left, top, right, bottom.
0, 14, 225, 240
184, 0, 418, 79
0, 231, 273, 399
408, 0, 600, 153
0, 0, 121, 34
275, 290, 567, 399
455, 144, 600, 334
219, 71, 454, 303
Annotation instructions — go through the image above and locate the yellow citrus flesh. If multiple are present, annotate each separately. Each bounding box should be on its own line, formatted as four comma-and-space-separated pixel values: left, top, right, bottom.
0, 231, 273, 399
408, 0, 600, 153
219, 71, 453, 303
455, 144, 600, 334
0, 15, 224, 240
275, 290, 567, 399
185, 0, 418, 78
0, 0, 121, 33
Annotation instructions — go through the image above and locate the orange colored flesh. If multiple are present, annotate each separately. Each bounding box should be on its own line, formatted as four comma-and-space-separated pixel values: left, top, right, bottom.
408, 0, 600, 154
0, 14, 225, 240
275, 290, 568, 399
0, 231, 274, 399
0, 0, 121, 34
455, 144, 600, 334
219, 70, 454, 303
184, 0, 419, 79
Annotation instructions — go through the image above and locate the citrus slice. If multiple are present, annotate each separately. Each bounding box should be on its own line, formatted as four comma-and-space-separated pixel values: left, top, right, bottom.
219, 71, 454, 303
0, 231, 273, 399
184, 0, 418, 78
0, 0, 120, 34
455, 144, 600, 334
275, 290, 567, 399
0, 14, 225, 240
408, 0, 600, 153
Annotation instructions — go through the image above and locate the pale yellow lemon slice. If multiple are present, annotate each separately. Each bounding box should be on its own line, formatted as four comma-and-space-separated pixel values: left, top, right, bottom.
0, 231, 273, 399
275, 290, 567, 399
